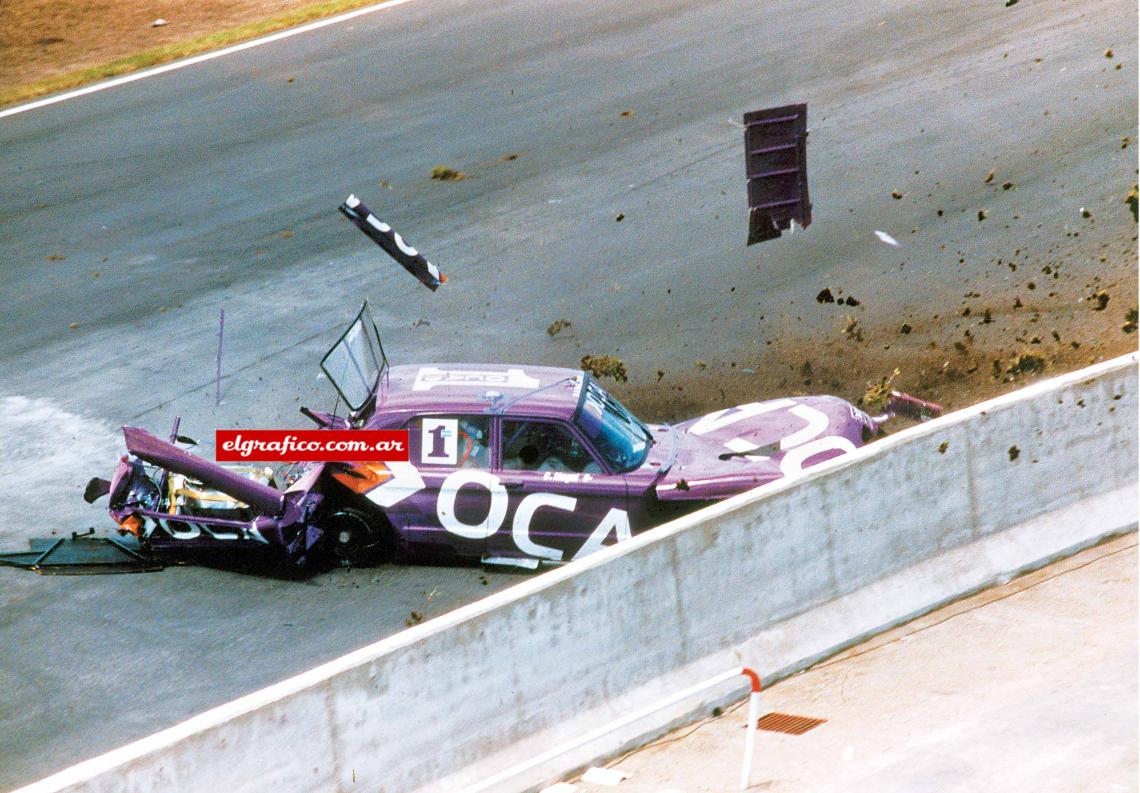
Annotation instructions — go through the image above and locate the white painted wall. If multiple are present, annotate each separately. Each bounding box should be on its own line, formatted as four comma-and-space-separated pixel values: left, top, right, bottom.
17, 354, 1137, 793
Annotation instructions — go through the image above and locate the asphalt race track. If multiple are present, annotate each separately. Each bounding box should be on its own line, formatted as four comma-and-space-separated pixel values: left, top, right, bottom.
0, 0, 1135, 787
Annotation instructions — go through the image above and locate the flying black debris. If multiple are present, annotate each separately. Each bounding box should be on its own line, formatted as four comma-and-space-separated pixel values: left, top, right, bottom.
743, 103, 811, 244
339, 194, 447, 291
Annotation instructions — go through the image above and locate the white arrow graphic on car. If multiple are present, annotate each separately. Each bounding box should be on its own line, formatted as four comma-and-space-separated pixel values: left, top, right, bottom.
365, 462, 425, 508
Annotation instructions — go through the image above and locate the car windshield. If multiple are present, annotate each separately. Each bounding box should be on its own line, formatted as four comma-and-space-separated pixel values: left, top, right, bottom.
573, 379, 652, 473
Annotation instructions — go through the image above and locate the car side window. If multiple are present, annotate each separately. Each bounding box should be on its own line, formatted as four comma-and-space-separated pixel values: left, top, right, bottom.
409, 415, 491, 468
501, 420, 601, 474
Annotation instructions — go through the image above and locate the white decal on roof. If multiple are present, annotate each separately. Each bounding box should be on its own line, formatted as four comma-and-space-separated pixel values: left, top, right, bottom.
413, 367, 541, 391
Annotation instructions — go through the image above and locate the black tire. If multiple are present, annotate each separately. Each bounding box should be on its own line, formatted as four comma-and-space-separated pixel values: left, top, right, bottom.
320, 508, 393, 567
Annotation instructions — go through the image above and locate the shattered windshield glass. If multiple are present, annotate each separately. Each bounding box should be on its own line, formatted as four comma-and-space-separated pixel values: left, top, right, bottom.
320, 305, 385, 412
574, 379, 652, 473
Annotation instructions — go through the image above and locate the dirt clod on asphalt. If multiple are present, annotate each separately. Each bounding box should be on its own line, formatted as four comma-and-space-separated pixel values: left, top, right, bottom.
431, 166, 467, 182
546, 319, 572, 337
580, 355, 628, 383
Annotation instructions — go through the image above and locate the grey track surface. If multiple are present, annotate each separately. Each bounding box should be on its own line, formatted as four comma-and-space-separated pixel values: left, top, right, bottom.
0, 0, 1135, 788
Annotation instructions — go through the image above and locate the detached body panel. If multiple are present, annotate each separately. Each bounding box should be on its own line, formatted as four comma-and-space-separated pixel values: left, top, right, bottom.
744, 103, 811, 244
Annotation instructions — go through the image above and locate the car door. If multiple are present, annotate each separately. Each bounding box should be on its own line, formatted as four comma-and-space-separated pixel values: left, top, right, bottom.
486, 417, 630, 564
394, 414, 495, 561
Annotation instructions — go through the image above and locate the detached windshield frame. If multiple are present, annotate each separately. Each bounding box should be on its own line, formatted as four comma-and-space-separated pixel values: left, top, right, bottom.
572, 377, 653, 473
319, 301, 388, 416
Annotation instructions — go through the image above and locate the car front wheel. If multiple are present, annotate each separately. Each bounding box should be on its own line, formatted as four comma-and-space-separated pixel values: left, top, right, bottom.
320, 508, 392, 566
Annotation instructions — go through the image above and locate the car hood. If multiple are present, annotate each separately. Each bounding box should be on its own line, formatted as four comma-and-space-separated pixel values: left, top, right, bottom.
646, 396, 871, 501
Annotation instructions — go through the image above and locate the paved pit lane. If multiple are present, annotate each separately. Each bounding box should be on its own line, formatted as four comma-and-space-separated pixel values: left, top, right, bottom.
0, 0, 1135, 787
569, 534, 1138, 793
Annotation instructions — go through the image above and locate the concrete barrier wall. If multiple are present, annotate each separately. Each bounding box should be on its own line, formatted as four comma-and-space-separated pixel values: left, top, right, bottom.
19, 354, 1137, 793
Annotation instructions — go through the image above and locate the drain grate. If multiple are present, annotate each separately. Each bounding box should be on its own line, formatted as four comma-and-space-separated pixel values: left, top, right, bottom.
755, 712, 827, 735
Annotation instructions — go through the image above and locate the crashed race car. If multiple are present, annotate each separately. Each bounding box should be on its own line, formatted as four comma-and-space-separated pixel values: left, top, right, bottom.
87, 303, 940, 571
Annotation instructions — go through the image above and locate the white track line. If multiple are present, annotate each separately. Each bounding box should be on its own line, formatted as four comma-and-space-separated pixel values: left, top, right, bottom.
0, 0, 419, 120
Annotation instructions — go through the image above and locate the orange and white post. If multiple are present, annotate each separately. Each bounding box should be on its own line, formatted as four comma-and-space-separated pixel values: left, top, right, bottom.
739, 667, 762, 789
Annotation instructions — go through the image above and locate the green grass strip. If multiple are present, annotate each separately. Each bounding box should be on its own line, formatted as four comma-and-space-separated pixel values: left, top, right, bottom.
1, 0, 389, 108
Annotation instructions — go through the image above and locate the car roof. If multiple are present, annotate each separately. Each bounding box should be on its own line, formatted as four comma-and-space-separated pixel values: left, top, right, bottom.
376, 364, 586, 422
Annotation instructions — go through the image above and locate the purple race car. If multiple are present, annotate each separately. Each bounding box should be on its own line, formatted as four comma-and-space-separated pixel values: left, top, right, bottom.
90, 303, 940, 570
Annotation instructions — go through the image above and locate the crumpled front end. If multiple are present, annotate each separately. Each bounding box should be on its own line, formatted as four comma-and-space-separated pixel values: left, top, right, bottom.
95, 426, 328, 566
